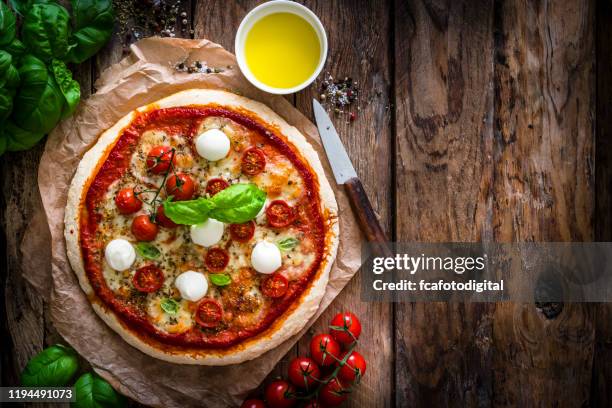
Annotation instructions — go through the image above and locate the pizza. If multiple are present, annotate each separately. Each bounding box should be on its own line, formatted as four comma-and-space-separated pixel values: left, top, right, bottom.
64, 89, 338, 365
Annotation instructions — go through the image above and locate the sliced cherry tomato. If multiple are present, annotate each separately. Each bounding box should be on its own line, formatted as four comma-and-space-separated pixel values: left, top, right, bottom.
241, 399, 266, 408
205, 248, 230, 272
115, 187, 142, 214
266, 200, 294, 228
241, 147, 266, 176
156, 204, 178, 228
131, 214, 159, 241
229, 221, 256, 243
205, 178, 230, 196
132, 265, 164, 293
166, 173, 195, 201
195, 298, 223, 328
288, 357, 320, 389
319, 378, 348, 407
146, 146, 175, 174
261, 273, 289, 299
264, 380, 295, 408
330, 312, 362, 347
337, 351, 367, 384
309, 334, 341, 367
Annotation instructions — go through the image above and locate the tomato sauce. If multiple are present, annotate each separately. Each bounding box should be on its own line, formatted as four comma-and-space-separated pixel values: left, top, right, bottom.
80, 106, 326, 349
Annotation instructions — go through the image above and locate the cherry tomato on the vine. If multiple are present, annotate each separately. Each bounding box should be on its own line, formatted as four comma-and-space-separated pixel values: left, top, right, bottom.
287, 356, 320, 389
329, 312, 362, 347
131, 214, 158, 241
309, 334, 341, 367
115, 187, 142, 214
166, 173, 195, 201
264, 380, 295, 408
240, 399, 266, 408
146, 146, 175, 174
337, 351, 367, 384
319, 378, 349, 407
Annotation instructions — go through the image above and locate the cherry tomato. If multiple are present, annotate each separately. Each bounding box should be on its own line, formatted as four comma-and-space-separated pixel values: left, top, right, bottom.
205, 248, 230, 272
166, 173, 195, 201
266, 200, 294, 228
195, 298, 223, 328
261, 273, 289, 299
337, 351, 367, 384
131, 214, 159, 241
146, 146, 175, 174
330, 312, 362, 347
309, 334, 341, 367
229, 221, 256, 243
288, 357, 320, 389
241, 147, 266, 176
132, 265, 164, 293
319, 378, 348, 407
264, 380, 295, 408
241, 399, 266, 408
205, 178, 230, 196
115, 187, 142, 214
156, 205, 178, 228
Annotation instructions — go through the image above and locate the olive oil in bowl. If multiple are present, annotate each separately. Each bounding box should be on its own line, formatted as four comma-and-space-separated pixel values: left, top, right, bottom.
245, 13, 321, 89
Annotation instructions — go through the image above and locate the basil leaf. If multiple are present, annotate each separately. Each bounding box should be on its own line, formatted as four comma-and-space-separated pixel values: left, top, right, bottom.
163, 197, 214, 225
208, 183, 266, 224
134, 242, 161, 260
50, 59, 80, 119
22, 2, 72, 62
0, 3, 16, 47
160, 298, 179, 314
4, 38, 26, 61
5, 120, 45, 151
277, 237, 299, 251
74, 372, 126, 408
21, 344, 79, 387
209, 273, 232, 287
67, 0, 114, 64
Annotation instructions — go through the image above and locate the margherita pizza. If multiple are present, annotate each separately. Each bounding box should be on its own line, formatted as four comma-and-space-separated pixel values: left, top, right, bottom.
64, 89, 338, 365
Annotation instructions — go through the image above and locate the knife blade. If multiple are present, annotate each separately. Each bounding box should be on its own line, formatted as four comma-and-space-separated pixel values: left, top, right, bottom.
312, 99, 392, 257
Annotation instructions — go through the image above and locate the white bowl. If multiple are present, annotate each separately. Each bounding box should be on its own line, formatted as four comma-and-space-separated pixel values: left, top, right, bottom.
235, 0, 328, 95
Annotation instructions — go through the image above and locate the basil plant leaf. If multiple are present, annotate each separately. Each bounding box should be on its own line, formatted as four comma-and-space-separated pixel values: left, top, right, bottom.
160, 298, 179, 314
0, 3, 16, 47
0, 89, 13, 122
163, 197, 214, 225
208, 183, 267, 224
20, 344, 79, 387
0, 50, 19, 89
135, 242, 161, 260
22, 2, 72, 62
74, 372, 127, 408
67, 0, 114, 63
51, 59, 80, 119
4, 38, 26, 61
277, 237, 299, 251
209, 273, 232, 287
12, 54, 64, 134
5, 120, 45, 151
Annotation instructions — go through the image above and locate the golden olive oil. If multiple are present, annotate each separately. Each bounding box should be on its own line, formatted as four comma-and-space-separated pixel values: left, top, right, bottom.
245, 12, 321, 89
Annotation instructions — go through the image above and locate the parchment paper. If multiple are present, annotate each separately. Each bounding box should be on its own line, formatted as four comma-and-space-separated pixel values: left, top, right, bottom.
22, 37, 362, 407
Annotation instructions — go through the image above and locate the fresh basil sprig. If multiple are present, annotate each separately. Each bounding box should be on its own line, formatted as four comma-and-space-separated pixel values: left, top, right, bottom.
21, 344, 79, 387
160, 298, 179, 314
135, 242, 161, 260
73, 372, 126, 408
164, 183, 266, 225
277, 237, 299, 251
209, 273, 232, 287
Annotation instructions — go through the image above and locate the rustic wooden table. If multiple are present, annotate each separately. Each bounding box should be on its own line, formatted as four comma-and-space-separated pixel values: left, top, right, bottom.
1, 0, 611, 407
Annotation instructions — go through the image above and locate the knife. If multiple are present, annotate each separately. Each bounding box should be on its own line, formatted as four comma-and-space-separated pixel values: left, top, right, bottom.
312, 99, 392, 257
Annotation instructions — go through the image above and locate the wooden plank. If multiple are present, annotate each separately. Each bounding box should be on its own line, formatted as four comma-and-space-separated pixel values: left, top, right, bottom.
592, 0, 612, 406
295, 0, 394, 407
393, 0, 496, 406
492, 0, 596, 406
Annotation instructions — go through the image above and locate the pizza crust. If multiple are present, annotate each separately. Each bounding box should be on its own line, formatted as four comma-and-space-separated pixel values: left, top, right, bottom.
64, 89, 339, 365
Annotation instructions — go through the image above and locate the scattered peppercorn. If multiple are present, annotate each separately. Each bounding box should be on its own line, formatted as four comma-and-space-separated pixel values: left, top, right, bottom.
114, 0, 190, 45
318, 73, 360, 123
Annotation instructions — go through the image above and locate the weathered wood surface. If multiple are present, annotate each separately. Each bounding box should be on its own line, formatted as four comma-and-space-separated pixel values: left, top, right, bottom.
1, 1, 610, 407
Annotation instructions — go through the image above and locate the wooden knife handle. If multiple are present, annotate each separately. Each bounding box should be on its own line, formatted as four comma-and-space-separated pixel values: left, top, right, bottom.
344, 177, 393, 257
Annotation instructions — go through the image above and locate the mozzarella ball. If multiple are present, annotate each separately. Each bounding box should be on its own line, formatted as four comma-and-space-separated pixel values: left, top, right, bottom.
175, 271, 208, 302
104, 239, 136, 271
195, 129, 231, 161
190, 219, 224, 247
251, 241, 282, 274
